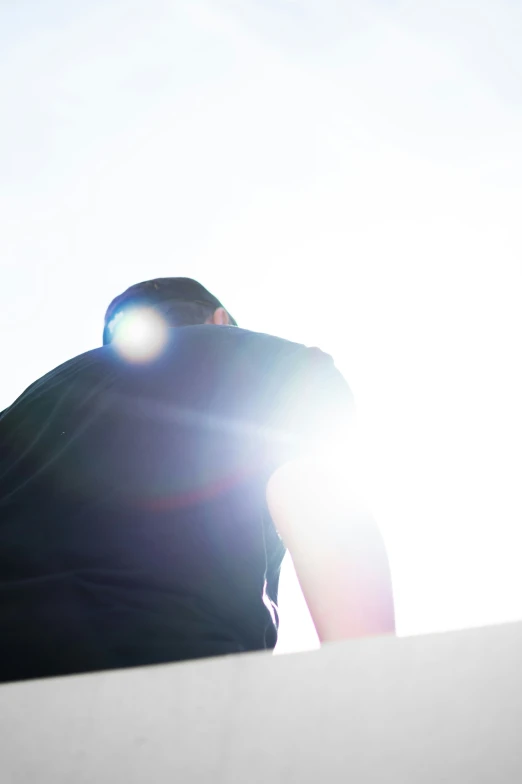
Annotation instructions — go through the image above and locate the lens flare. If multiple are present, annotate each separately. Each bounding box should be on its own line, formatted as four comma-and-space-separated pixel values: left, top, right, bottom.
109, 307, 169, 362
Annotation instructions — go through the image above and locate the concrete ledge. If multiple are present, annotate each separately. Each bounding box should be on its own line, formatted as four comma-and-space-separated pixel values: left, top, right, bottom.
1, 621, 521, 783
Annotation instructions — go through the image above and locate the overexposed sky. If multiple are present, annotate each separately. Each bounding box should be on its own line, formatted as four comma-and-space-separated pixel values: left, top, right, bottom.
1, 0, 521, 653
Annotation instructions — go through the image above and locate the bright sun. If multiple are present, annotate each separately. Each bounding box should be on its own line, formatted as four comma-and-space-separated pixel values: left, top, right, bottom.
109, 307, 170, 363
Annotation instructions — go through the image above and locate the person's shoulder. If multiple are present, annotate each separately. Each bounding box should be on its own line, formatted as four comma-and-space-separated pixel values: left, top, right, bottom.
230, 326, 334, 367
173, 323, 327, 357
35, 345, 112, 386
3, 346, 114, 413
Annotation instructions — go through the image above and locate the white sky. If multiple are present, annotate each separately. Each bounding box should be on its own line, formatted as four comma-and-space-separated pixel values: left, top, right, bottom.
1, 0, 521, 654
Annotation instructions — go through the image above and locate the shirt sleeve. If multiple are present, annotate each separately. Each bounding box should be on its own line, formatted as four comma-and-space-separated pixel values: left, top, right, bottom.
262, 344, 356, 473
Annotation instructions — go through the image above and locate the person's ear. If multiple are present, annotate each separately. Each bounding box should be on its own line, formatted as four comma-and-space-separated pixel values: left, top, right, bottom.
212, 307, 230, 326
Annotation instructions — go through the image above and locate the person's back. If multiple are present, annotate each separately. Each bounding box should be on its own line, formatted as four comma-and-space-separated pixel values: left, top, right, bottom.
0, 278, 395, 684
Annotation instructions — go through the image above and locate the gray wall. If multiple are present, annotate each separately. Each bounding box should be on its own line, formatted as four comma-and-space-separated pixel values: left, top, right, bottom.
1, 622, 521, 783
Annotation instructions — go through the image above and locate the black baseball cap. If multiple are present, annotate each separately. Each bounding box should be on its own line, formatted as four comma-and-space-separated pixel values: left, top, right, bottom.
103, 277, 238, 345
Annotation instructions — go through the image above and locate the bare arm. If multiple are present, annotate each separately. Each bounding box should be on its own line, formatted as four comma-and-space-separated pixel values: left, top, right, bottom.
266, 454, 396, 644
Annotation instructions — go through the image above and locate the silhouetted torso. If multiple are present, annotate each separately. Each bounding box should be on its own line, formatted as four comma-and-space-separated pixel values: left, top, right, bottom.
0, 325, 353, 683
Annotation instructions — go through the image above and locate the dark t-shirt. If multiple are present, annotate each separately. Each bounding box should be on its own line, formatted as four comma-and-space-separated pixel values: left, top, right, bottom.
0, 325, 354, 683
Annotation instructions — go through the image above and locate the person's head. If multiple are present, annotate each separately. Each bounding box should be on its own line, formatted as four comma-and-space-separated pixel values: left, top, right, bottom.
102, 277, 238, 346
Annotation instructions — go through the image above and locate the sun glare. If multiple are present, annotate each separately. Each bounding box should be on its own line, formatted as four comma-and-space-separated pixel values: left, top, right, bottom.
110, 307, 169, 363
